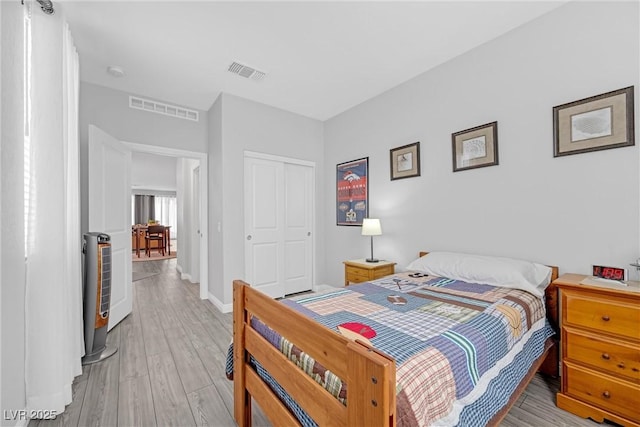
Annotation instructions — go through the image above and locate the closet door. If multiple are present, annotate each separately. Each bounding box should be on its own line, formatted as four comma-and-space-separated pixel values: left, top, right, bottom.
283, 163, 313, 295
244, 157, 285, 298
244, 154, 314, 298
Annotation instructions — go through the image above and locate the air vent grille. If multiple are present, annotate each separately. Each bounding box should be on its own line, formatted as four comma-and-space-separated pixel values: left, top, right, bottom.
99, 245, 111, 317
228, 61, 266, 81
129, 96, 199, 122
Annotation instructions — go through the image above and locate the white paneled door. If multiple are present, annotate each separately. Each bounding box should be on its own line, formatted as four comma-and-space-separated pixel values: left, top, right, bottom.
244, 154, 314, 299
88, 125, 132, 330
283, 163, 313, 295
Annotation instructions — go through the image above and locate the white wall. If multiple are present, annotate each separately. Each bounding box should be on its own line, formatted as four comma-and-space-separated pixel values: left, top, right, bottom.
209, 93, 324, 309
1, 2, 27, 423
207, 95, 224, 303
79, 82, 208, 235
176, 157, 198, 281
176, 158, 186, 272
131, 152, 177, 192
79, 82, 208, 152
323, 1, 640, 285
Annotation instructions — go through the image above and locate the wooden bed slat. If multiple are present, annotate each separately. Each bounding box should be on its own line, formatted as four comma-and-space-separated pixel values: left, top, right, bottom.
245, 327, 348, 426
234, 280, 396, 427
242, 280, 351, 380
245, 368, 301, 427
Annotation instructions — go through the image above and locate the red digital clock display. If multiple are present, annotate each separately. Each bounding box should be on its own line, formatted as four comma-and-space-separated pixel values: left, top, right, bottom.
593, 265, 625, 281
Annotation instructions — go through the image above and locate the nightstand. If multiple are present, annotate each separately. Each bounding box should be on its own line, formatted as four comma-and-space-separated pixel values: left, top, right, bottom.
343, 259, 396, 286
554, 273, 640, 426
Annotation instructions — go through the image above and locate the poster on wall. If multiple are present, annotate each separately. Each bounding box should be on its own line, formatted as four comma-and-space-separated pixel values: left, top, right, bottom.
336, 157, 368, 226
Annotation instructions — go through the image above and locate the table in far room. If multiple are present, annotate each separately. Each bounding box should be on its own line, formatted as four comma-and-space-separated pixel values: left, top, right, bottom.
131, 225, 172, 257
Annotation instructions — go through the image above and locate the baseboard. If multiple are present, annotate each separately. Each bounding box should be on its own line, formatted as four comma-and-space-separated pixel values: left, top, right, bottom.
208, 292, 232, 313
176, 264, 196, 282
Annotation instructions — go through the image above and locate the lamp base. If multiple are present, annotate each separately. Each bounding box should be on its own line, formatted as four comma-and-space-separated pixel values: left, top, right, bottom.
365, 258, 379, 263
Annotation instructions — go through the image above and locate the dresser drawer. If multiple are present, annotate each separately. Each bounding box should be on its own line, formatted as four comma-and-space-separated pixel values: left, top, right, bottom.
345, 266, 371, 283
345, 265, 395, 282
373, 265, 395, 278
564, 362, 640, 422
565, 328, 640, 383
563, 289, 640, 340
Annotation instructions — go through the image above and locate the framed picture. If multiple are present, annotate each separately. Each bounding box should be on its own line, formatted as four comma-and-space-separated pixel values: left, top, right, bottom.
452, 121, 499, 172
553, 86, 635, 157
390, 142, 420, 180
336, 157, 368, 226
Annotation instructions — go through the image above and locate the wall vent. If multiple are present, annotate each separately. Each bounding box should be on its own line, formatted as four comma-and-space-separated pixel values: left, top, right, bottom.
228, 61, 266, 81
129, 96, 199, 122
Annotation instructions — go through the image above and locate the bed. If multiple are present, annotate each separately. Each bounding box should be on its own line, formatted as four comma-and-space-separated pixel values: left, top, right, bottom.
227, 251, 559, 426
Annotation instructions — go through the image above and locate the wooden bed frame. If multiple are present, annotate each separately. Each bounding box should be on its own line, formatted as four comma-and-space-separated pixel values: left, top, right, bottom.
232, 253, 559, 427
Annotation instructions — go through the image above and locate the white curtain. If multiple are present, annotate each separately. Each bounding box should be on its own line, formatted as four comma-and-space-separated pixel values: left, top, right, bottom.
155, 195, 178, 238
24, 3, 84, 414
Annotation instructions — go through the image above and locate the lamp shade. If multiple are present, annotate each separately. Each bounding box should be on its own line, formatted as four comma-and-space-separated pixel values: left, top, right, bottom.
361, 218, 382, 236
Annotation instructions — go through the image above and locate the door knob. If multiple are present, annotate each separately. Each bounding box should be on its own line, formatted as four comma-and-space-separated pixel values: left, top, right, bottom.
247, 235, 252, 240
307, 232, 311, 236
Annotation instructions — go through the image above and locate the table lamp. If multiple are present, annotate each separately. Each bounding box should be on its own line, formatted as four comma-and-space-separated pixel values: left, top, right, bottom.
362, 218, 382, 263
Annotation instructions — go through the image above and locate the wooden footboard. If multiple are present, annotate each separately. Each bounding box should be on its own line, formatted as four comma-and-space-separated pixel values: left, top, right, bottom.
233, 279, 396, 427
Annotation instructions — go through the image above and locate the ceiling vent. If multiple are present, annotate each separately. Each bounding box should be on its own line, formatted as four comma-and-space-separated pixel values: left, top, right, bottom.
129, 96, 198, 122
228, 61, 266, 81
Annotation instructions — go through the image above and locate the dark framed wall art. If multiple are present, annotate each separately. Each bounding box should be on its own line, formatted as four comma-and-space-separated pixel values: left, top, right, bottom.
553, 86, 635, 157
336, 157, 368, 226
390, 142, 421, 180
452, 121, 499, 172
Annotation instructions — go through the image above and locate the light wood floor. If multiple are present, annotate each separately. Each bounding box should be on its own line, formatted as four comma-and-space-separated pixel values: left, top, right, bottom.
31, 259, 613, 427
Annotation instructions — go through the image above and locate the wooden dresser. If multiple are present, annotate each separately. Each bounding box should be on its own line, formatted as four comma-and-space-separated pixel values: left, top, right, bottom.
554, 273, 640, 426
343, 259, 395, 286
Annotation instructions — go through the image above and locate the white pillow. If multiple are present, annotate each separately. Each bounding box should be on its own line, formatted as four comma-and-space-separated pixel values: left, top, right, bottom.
406, 251, 552, 297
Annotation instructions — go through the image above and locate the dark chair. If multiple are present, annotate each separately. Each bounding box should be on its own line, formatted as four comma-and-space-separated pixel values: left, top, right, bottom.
145, 225, 166, 256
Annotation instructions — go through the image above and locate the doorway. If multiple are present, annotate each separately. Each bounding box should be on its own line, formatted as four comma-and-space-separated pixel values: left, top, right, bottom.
124, 141, 209, 300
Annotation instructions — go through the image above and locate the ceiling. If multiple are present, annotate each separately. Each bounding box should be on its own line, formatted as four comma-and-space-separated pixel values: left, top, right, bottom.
61, 1, 567, 121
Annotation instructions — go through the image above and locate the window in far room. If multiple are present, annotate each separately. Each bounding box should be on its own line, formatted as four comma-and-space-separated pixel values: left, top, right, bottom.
131, 194, 177, 238
154, 195, 177, 237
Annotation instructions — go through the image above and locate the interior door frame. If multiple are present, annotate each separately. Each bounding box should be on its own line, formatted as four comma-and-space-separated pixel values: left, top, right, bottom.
244, 150, 316, 290
191, 164, 200, 283
125, 141, 209, 300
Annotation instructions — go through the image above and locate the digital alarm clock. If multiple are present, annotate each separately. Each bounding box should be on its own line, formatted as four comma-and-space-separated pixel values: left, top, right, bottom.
592, 265, 626, 281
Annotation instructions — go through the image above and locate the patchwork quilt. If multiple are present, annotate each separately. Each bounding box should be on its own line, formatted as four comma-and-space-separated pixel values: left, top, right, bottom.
226, 272, 555, 426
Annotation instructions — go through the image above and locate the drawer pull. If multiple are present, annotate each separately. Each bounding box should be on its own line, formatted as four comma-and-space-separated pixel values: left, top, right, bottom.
617, 362, 625, 369
601, 353, 610, 360
602, 391, 611, 399
601, 315, 610, 321
633, 367, 639, 372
